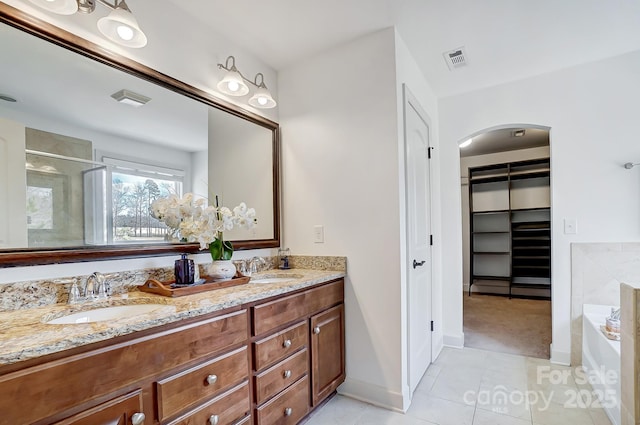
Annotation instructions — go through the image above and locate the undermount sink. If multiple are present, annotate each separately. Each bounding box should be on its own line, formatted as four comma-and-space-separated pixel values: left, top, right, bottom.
250, 274, 304, 284
46, 304, 166, 325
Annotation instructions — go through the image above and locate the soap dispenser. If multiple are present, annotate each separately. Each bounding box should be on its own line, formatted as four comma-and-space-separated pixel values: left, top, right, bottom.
174, 253, 195, 285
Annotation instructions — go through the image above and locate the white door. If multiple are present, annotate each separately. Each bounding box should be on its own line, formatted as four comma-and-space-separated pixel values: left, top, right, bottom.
404, 86, 432, 396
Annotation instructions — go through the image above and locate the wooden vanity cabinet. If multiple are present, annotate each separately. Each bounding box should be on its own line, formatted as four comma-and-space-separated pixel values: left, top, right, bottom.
0, 309, 250, 425
250, 279, 345, 424
0, 278, 344, 425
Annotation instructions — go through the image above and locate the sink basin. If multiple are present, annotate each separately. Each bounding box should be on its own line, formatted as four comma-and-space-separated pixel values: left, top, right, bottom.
250, 274, 304, 284
46, 304, 166, 324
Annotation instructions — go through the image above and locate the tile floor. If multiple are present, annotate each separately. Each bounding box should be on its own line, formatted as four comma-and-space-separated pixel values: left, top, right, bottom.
305, 347, 614, 425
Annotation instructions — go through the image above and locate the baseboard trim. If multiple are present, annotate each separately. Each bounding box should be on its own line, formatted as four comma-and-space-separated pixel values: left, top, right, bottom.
338, 377, 406, 412
443, 332, 464, 348
550, 344, 571, 366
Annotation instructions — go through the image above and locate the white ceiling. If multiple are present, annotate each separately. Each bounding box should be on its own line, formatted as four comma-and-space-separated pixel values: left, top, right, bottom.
167, 0, 640, 97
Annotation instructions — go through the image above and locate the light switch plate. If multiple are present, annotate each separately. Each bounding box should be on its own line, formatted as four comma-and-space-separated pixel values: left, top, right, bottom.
313, 225, 324, 243
564, 218, 577, 234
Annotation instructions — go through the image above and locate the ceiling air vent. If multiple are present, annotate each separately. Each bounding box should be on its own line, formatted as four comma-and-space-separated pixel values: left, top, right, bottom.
443, 46, 468, 70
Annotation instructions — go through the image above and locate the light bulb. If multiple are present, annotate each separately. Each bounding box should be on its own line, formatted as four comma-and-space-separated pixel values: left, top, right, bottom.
116, 25, 134, 41
227, 81, 240, 92
257, 97, 268, 106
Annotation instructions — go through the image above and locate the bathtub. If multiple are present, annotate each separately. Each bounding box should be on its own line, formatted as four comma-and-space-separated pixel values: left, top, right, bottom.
582, 304, 621, 425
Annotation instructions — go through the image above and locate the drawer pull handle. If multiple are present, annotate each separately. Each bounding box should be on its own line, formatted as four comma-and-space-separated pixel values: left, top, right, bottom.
313, 326, 321, 334
283, 369, 292, 379
209, 414, 219, 425
283, 339, 292, 348
284, 407, 293, 417
131, 412, 145, 425
206, 374, 218, 385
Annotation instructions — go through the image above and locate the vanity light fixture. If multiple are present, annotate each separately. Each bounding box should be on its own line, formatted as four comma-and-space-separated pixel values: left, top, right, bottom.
27, 0, 148, 48
217, 56, 277, 109
110, 89, 150, 107
459, 138, 473, 148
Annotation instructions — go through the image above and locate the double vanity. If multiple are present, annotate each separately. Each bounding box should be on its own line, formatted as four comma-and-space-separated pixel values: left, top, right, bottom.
0, 268, 346, 425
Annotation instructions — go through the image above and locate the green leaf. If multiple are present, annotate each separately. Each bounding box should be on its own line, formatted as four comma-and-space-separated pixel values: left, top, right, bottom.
209, 238, 234, 260
222, 240, 234, 260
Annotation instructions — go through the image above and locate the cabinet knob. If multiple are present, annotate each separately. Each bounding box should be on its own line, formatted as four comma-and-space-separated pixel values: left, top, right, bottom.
284, 407, 293, 417
283, 369, 292, 379
209, 414, 219, 425
283, 339, 292, 348
313, 326, 321, 334
206, 374, 218, 385
131, 412, 145, 425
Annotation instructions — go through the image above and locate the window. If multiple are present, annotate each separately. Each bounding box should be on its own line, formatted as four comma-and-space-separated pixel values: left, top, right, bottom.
98, 155, 185, 244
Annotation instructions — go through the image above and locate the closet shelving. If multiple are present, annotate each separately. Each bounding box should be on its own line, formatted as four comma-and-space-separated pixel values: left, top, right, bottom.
469, 158, 551, 298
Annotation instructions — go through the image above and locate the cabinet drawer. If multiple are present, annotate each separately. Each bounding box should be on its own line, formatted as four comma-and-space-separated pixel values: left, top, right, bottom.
256, 376, 309, 425
253, 280, 343, 336
255, 348, 308, 405
254, 321, 307, 371
166, 381, 250, 425
157, 346, 249, 421
54, 390, 143, 425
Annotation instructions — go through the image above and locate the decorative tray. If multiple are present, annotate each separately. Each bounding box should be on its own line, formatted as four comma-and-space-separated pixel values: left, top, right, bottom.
140, 275, 251, 297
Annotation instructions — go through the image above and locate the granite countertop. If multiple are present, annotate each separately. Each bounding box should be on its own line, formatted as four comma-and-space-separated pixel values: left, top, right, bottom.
0, 269, 345, 367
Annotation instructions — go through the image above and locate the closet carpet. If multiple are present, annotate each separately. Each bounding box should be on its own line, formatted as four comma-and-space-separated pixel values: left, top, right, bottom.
463, 294, 551, 359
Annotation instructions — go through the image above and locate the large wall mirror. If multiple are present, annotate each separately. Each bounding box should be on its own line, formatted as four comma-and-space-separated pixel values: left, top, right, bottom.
0, 4, 280, 267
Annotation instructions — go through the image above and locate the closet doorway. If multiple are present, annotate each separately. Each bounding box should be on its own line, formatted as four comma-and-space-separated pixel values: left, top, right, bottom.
459, 126, 552, 359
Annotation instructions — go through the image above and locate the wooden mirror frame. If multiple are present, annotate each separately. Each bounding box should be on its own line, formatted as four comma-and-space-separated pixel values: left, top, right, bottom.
0, 3, 281, 267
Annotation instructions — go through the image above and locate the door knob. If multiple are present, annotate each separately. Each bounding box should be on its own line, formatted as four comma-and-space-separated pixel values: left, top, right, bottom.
413, 259, 426, 269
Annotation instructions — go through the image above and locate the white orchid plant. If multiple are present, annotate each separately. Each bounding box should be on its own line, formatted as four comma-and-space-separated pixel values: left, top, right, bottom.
151, 193, 257, 260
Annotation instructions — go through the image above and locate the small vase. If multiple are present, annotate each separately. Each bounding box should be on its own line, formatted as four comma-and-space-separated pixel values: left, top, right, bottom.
208, 260, 236, 280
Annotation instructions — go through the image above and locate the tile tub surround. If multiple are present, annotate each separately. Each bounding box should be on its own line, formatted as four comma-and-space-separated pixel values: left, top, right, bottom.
0, 255, 347, 312
571, 243, 640, 366
0, 268, 345, 366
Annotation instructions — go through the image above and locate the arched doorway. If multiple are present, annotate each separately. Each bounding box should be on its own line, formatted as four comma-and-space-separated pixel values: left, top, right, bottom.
459, 125, 552, 359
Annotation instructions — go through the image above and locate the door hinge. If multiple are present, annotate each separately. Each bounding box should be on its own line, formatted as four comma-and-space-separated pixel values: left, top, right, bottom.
427, 147, 433, 159
430, 321, 434, 332
430, 235, 433, 246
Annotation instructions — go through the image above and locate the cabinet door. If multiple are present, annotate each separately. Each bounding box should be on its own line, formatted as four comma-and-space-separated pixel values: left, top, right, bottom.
54, 390, 144, 425
310, 305, 345, 406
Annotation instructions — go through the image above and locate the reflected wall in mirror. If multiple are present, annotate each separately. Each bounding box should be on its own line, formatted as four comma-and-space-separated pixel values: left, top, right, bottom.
0, 6, 280, 266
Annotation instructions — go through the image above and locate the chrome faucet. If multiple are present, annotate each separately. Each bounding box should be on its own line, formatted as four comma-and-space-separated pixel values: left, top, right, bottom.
249, 257, 268, 274
84, 272, 104, 300
81, 272, 113, 301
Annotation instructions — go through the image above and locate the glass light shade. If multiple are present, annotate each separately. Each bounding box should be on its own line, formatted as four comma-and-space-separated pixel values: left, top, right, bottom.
248, 85, 277, 109
217, 70, 250, 96
28, 0, 78, 15
97, 7, 147, 48
459, 138, 473, 148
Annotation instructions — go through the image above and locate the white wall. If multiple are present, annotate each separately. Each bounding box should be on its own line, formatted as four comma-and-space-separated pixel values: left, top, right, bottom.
278, 27, 441, 411
394, 30, 443, 402
439, 50, 640, 364
278, 28, 407, 409
0, 117, 27, 248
